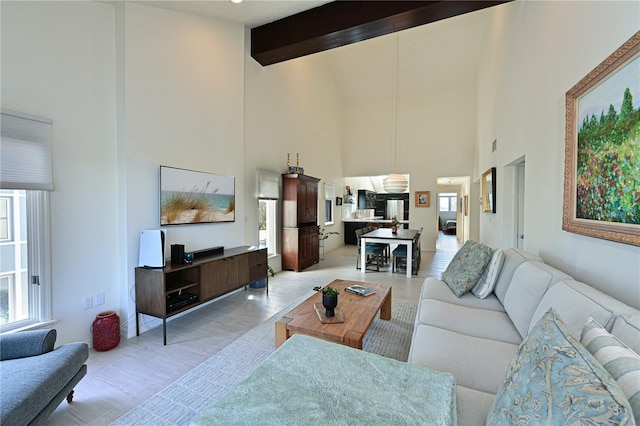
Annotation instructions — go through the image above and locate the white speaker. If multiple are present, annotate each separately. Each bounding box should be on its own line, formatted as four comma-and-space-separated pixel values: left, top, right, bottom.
138, 229, 166, 268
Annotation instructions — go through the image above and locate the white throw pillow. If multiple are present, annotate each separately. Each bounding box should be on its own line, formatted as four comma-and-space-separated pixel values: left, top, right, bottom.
471, 248, 504, 299
582, 317, 640, 425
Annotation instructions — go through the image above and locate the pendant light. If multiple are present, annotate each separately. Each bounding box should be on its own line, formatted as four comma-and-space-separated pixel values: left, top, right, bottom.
383, 33, 408, 193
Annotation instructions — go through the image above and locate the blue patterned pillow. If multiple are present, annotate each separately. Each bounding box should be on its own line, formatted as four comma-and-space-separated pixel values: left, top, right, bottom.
487, 308, 634, 425
441, 240, 493, 297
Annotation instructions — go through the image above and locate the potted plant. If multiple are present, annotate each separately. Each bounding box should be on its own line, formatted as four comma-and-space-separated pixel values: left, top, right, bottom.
318, 228, 340, 247
313, 285, 339, 317
390, 216, 401, 233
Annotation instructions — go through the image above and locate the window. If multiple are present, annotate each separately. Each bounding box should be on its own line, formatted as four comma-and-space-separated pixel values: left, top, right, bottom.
0, 110, 53, 332
0, 190, 51, 330
257, 170, 280, 257
324, 183, 335, 225
439, 193, 458, 212
258, 199, 277, 257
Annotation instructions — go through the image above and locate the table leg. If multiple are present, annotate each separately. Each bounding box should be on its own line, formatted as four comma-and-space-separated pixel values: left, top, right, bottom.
405, 241, 413, 278
345, 330, 364, 349
360, 238, 367, 271
163, 318, 167, 346
380, 287, 392, 320
275, 317, 292, 348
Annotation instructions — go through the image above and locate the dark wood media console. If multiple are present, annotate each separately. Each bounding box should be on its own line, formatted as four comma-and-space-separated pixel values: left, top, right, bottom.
135, 245, 268, 345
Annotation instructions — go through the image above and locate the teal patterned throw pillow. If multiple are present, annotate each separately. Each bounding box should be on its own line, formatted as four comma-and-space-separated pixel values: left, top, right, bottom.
487, 308, 634, 426
441, 240, 493, 297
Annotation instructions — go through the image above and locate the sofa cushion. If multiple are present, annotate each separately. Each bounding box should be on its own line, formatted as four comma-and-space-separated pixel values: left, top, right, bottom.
528, 279, 623, 339
492, 249, 543, 305
456, 386, 496, 426
408, 324, 518, 394
441, 240, 493, 297
487, 309, 634, 425
417, 299, 522, 344
581, 317, 640, 425
503, 262, 571, 337
471, 248, 504, 299
419, 277, 504, 312
611, 313, 640, 355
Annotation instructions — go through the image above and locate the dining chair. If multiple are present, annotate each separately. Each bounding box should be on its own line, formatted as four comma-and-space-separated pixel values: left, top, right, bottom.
355, 227, 385, 271
392, 227, 423, 275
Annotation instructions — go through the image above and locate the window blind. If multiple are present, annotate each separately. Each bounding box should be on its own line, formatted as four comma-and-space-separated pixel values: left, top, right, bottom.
257, 169, 280, 199
1, 110, 53, 190
324, 183, 335, 200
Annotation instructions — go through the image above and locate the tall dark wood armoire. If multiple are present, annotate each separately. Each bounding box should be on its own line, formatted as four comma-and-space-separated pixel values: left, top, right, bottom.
281, 173, 320, 272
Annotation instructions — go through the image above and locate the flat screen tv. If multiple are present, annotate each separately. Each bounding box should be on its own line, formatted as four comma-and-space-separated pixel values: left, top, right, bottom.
160, 166, 235, 225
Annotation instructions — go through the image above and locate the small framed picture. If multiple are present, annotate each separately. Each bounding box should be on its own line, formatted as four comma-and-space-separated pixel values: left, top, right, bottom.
415, 191, 430, 207
482, 167, 496, 213
336, 197, 343, 206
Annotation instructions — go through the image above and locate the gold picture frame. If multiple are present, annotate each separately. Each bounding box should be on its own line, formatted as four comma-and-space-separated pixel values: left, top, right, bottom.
562, 31, 640, 246
482, 168, 496, 213
415, 191, 430, 207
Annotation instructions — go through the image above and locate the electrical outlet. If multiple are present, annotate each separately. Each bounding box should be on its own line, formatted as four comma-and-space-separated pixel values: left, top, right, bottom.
83, 296, 93, 310
96, 293, 105, 306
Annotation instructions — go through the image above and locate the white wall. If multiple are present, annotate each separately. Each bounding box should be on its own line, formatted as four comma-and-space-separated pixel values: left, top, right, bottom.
342, 84, 477, 251
244, 50, 345, 258
1, 1, 119, 343
1, 1, 248, 343
476, 1, 640, 307
122, 4, 246, 336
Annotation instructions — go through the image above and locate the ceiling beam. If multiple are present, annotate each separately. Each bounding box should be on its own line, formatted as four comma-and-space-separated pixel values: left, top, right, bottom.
251, 0, 513, 66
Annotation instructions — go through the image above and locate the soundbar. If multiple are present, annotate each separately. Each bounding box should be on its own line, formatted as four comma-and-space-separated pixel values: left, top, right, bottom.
191, 246, 224, 259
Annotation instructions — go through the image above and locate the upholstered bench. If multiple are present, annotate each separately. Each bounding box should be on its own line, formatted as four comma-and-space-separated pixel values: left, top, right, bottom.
191, 334, 458, 425
0, 329, 88, 426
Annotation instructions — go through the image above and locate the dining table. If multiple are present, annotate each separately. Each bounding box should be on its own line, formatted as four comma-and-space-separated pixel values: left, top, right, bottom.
360, 228, 420, 277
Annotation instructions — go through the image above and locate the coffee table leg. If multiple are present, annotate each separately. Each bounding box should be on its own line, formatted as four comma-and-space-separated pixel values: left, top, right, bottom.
380, 287, 392, 320
345, 330, 364, 349
275, 317, 292, 348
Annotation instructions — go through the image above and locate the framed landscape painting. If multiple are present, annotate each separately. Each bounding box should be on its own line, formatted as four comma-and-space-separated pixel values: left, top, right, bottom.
563, 31, 640, 246
160, 166, 235, 226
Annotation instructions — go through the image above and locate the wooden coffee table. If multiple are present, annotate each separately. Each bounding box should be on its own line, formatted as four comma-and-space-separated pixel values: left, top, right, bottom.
275, 279, 391, 349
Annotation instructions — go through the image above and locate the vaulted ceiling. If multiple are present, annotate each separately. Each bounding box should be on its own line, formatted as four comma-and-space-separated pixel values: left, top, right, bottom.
139, 0, 514, 104
250, 1, 511, 66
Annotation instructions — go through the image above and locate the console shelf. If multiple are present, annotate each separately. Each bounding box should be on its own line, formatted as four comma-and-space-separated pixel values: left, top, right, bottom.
166, 281, 199, 295
135, 246, 268, 344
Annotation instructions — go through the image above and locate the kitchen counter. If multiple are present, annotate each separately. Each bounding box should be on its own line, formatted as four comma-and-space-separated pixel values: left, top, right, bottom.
343, 218, 409, 224
343, 219, 409, 245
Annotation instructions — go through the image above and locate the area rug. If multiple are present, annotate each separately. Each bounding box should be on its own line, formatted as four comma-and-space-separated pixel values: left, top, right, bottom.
111, 296, 417, 426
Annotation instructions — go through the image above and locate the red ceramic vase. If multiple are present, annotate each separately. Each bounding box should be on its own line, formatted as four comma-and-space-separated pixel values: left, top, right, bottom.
93, 310, 120, 351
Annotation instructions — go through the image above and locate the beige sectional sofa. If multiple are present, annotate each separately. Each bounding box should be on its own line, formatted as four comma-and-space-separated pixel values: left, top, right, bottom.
408, 247, 640, 425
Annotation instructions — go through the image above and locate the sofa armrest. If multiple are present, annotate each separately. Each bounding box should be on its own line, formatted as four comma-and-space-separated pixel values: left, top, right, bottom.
0, 329, 57, 360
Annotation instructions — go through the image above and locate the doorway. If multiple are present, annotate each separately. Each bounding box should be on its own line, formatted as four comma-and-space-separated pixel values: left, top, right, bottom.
436, 176, 470, 245
515, 162, 525, 250
505, 157, 526, 250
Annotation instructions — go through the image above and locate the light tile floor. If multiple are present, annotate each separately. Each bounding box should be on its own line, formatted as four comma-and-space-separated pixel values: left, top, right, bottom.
47, 232, 461, 425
